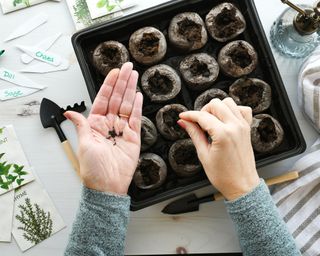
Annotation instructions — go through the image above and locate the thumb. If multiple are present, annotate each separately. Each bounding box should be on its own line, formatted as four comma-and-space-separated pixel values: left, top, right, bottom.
64, 111, 91, 142
177, 119, 208, 160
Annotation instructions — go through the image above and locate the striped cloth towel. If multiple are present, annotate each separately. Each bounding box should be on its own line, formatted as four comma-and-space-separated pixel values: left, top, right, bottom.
272, 139, 320, 256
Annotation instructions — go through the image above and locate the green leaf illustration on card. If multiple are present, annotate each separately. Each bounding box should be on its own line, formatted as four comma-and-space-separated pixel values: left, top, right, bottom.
0, 127, 4, 135
0, 153, 28, 190
96, 0, 106, 8
13, 0, 30, 7
73, 0, 119, 27
96, 0, 122, 11
16, 198, 53, 244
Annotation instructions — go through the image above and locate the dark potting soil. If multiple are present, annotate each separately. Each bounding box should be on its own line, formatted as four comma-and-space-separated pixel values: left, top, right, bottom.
190, 59, 210, 77
148, 70, 174, 94
229, 43, 252, 68
235, 80, 264, 108
174, 144, 199, 165
214, 7, 245, 38
163, 109, 182, 133
177, 18, 202, 42
101, 46, 121, 65
138, 33, 160, 56
138, 159, 160, 186
258, 118, 277, 143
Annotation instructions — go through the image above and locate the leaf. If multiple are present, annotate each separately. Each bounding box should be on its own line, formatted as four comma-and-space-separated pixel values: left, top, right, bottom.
3, 164, 12, 176
7, 174, 16, 181
19, 171, 28, 176
96, 0, 106, 8
16, 178, 24, 186
1, 184, 9, 190
0, 127, 4, 134
107, 4, 116, 11
0, 153, 4, 159
12, 0, 22, 6
13, 164, 24, 173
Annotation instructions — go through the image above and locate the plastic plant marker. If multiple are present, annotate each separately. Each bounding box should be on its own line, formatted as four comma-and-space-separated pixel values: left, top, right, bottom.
0, 67, 46, 89
21, 33, 62, 64
16, 45, 62, 66
4, 13, 48, 42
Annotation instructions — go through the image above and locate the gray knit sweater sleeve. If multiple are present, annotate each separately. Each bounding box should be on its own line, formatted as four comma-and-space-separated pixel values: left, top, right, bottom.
64, 186, 130, 256
225, 179, 301, 256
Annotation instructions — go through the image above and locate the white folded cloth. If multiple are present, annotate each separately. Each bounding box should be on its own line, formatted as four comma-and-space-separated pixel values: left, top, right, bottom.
298, 47, 320, 133
0, 0, 59, 14
272, 138, 320, 256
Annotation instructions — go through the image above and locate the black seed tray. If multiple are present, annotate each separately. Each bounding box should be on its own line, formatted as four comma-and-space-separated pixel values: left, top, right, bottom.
72, 0, 306, 211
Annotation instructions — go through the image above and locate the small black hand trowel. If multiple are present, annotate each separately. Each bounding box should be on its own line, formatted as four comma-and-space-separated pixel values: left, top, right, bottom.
40, 98, 86, 176
162, 192, 224, 215
162, 171, 299, 215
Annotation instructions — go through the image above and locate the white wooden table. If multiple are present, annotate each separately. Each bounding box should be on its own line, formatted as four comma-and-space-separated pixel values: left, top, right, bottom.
0, 0, 318, 254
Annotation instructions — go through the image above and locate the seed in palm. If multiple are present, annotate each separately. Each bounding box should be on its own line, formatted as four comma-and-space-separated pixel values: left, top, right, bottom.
106, 127, 123, 145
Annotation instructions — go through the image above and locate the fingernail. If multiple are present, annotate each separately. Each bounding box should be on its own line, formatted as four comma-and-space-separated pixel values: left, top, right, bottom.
177, 119, 186, 129
179, 112, 185, 118
63, 111, 70, 119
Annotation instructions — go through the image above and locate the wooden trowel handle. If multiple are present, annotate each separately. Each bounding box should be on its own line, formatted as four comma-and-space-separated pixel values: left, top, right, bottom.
62, 140, 80, 176
214, 171, 299, 201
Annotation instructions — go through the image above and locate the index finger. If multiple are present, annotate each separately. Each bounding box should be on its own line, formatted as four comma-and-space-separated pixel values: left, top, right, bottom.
179, 111, 223, 137
90, 68, 120, 115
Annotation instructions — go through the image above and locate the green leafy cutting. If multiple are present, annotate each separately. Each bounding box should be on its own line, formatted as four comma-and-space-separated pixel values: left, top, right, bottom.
13, 0, 30, 7
16, 198, 53, 245
96, 0, 124, 12
73, 0, 118, 27
0, 153, 28, 190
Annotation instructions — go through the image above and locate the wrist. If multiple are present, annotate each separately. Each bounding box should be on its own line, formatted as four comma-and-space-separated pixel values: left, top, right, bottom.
83, 180, 129, 196
222, 176, 261, 201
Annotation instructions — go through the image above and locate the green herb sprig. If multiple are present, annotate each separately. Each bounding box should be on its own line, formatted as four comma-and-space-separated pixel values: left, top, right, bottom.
96, 0, 124, 12
13, 0, 31, 7
16, 198, 53, 244
0, 153, 28, 190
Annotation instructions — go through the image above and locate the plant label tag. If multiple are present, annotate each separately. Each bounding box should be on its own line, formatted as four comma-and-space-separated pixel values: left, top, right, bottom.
16, 45, 62, 66
20, 58, 70, 73
0, 86, 39, 101
0, 67, 46, 89
0, 125, 35, 195
0, 190, 14, 242
4, 14, 47, 41
12, 175, 66, 251
21, 33, 62, 64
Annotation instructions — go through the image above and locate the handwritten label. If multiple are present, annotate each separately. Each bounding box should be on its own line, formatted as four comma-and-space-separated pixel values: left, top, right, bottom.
16, 45, 61, 66
0, 67, 46, 90
36, 51, 54, 63
3, 71, 14, 80
4, 90, 23, 98
0, 86, 39, 101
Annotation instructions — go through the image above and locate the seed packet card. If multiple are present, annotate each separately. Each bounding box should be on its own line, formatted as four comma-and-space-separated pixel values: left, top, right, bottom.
0, 0, 60, 14
0, 125, 35, 195
12, 177, 66, 251
87, 0, 135, 20
0, 190, 14, 242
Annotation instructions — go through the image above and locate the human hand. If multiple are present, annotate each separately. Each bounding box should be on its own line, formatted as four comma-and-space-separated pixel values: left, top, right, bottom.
178, 98, 260, 200
64, 62, 143, 195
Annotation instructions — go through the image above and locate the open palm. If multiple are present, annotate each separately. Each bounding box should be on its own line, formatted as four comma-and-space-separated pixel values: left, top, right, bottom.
64, 63, 143, 195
